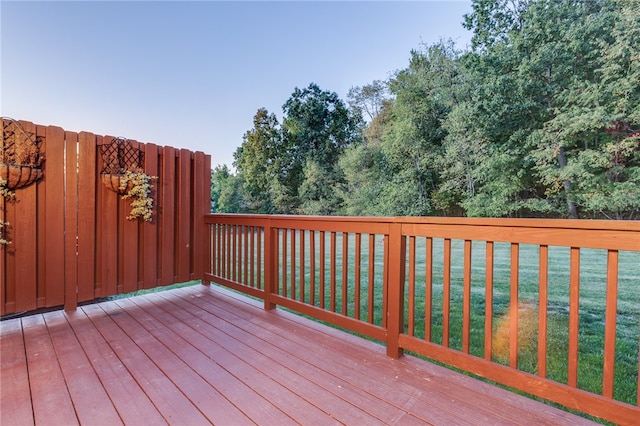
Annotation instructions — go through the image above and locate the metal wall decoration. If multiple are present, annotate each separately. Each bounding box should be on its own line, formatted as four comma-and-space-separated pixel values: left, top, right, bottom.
99, 137, 145, 194
1, 118, 44, 190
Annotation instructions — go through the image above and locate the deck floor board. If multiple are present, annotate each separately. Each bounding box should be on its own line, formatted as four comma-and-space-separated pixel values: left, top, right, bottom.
0, 284, 597, 426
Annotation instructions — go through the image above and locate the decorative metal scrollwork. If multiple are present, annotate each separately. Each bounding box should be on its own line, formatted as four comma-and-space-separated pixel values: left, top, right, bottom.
1, 117, 44, 190
99, 137, 145, 194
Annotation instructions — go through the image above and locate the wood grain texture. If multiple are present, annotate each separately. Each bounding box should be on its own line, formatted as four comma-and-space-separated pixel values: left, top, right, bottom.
1, 285, 599, 426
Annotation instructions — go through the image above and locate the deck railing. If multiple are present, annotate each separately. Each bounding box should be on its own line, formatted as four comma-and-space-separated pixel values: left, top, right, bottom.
204, 214, 640, 425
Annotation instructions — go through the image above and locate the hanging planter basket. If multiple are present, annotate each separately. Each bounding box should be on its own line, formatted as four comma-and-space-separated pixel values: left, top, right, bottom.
1, 118, 44, 191
99, 137, 144, 194
0, 163, 43, 190
100, 172, 135, 195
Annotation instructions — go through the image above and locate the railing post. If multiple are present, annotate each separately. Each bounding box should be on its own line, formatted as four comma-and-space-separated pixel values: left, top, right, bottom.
202, 217, 210, 286
263, 218, 276, 310
386, 222, 405, 358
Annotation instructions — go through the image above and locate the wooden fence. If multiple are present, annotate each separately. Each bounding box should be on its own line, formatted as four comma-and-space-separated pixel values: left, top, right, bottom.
1, 119, 211, 315
204, 214, 640, 425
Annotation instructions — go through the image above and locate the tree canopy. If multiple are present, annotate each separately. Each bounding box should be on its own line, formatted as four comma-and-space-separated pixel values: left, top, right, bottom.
213, 0, 639, 219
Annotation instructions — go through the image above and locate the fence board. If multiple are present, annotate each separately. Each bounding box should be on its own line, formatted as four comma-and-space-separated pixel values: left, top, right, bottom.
64, 130, 78, 311
176, 149, 191, 282
160, 146, 176, 286
44, 125, 66, 308
122, 140, 140, 294
0, 185, 5, 315
101, 135, 119, 297
94, 135, 105, 297
77, 132, 97, 302
143, 143, 159, 289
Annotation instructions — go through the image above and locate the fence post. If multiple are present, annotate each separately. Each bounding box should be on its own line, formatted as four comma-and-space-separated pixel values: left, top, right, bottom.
386, 222, 405, 358
263, 218, 276, 310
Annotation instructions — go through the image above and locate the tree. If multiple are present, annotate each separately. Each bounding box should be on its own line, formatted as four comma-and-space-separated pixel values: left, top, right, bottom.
211, 165, 244, 213
347, 80, 389, 122
379, 41, 462, 216
458, 0, 638, 218
298, 159, 344, 215
280, 83, 362, 213
234, 108, 281, 213
528, 0, 640, 219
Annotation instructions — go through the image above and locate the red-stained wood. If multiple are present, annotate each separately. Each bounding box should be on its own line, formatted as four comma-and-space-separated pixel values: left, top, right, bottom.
300, 230, 305, 302
43, 311, 123, 424
443, 238, 451, 348
82, 303, 211, 424
484, 241, 494, 360
223, 224, 229, 277
231, 224, 237, 282
203, 286, 593, 426
538, 244, 549, 377
3, 121, 209, 315
368, 234, 375, 324
310, 230, 317, 304
64, 131, 79, 310
160, 145, 175, 286
63, 310, 167, 425
291, 228, 296, 298
408, 235, 416, 336
462, 239, 472, 354
401, 220, 640, 251
382, 234, 389, 329
0, 319, 34, 425
386, 223, 405, 358
281, 228, 287, 297
510, 243, 519, 369
602, 249, 618, 398
341, 232, 348, 316
319, 230, 325, 309
249, 226, 255, 287
568, 246, 580, 388
176, 149, 191, 282
98, 301, 253, 425
354, 232, 361, 320
204, 213, 639, 426
0, 186, 6, 315
36, 125, 47, 308
121, 141, 139, 295
44, 125, 66, 307
263, 224, 274, 310
21, 315, 79, 425
192, 151, 206, 281
101, 136, 119, 297
12, 121, 38, 312
244, 225, 249, 285
330, 231, 337, 312
77, 132, 97, 302
142, 142, 159, 289
1, 284, 615, 426
1, 127, 18, 309
425, 236, 433, 342
115, 297, 298, 425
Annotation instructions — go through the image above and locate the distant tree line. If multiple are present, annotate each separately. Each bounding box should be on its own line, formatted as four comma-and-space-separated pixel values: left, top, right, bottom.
212, 0, 639, 219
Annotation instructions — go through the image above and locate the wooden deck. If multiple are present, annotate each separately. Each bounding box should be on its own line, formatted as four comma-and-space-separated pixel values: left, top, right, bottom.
1, 284, 597, 425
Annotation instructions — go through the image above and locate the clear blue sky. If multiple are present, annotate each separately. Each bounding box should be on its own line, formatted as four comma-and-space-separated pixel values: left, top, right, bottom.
1, 1, 472, 168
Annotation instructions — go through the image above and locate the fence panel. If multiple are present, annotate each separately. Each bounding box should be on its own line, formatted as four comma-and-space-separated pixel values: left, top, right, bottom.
0, 118, 211, 314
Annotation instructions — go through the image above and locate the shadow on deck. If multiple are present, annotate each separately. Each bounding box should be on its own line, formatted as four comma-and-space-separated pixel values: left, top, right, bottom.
1, 284, 596, 425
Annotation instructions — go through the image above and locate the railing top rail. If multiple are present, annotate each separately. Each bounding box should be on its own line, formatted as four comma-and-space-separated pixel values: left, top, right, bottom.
206, 214, 640, 232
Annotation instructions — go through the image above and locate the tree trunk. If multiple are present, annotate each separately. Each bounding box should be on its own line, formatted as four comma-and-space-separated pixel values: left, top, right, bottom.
557, 146, 579, 219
